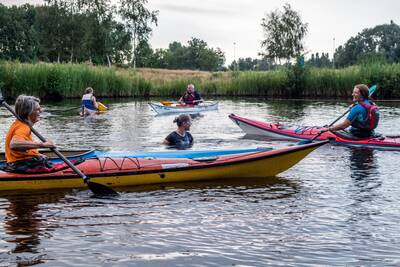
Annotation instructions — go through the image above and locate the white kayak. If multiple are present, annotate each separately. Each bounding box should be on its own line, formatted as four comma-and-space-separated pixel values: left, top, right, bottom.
149, 101, 218, 115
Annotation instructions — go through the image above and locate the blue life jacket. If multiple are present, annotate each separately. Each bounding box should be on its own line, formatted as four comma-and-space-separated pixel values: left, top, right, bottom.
81, 93, 96, 110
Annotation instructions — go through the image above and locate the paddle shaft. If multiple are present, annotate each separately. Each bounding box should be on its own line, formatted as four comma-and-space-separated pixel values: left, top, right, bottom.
307, 108, 351, 142
0, 100, 90, 183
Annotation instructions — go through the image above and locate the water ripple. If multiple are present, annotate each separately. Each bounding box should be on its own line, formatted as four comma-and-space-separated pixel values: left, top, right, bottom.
1, 99, 400, 266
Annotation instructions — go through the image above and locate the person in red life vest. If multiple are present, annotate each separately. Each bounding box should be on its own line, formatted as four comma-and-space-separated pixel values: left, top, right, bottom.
320, 84, 380, 138
178, 84, 203, 105
4, 95, 73, 173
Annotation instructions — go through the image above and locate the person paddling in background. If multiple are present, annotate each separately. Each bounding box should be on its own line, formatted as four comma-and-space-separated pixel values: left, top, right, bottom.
4, 95, 57, 173
163, 114, 194, 148
320, 84, 380, 138
81, 87, 98, 116
179, 84, 203, 105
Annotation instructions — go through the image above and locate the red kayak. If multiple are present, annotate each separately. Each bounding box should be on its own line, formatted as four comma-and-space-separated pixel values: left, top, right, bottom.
229, 114, 400, 150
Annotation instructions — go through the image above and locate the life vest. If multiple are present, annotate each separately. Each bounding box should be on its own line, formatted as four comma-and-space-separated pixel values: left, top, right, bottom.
358, 100, 380, 130
182, 93, 196, 105
81, 93, 96, 110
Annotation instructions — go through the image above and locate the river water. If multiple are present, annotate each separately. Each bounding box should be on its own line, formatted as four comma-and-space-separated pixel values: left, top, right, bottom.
0, 98, 399, 266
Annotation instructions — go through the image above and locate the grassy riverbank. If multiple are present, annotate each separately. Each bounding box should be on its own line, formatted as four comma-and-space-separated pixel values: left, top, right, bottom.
1, 61, 399, 99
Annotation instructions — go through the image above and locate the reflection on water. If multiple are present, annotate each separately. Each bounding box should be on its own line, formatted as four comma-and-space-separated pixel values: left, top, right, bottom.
120, 176, 299, 201
349, 148, 381, 196
345, 148, 383, 248
0, 98, 400, 266
267, 100, 308, 121
1, 191, 68, 266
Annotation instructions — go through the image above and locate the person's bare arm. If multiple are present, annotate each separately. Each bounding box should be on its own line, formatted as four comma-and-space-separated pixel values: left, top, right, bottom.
92, 96, 99, 109
10, 139, 56, 151
320, 119, 351, 133
163, 139, 170, 145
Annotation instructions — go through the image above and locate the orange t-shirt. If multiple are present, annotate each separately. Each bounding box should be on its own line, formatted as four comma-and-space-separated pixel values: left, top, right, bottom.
5, 120, 39, 163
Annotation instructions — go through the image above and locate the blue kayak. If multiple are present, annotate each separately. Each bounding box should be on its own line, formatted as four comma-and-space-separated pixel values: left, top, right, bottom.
0, 148, 272, 168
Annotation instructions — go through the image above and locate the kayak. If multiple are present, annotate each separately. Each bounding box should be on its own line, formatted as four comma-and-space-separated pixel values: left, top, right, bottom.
0, 141, 327, 191
0, 147, 272, 168
97, 102, 108, 111
148, 101, 218, 115
229, 114, 400, 150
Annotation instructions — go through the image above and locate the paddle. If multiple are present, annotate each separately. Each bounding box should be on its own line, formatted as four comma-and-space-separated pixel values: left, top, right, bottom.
0, 92, 118, 196
298, 85, 377, 145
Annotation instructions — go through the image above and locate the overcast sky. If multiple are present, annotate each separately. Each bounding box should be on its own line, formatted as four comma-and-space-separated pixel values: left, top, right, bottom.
3, 0, 400, 64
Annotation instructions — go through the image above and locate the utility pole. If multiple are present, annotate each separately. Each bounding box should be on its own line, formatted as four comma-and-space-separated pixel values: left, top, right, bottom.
233, 42, 237, 71
332, 37, 335, 69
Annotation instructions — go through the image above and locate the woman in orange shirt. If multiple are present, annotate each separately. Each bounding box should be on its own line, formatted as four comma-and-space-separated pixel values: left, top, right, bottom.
5, 95, 56, 173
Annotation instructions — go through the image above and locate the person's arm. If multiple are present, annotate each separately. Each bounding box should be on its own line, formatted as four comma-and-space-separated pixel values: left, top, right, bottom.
10, 138, 56, 151
329, 119, 351, 131
193, 92, 203, 104
320, 119, 351, 133
163, 139, 170, 145
92, 95, 99, 109
178, 94, 185, 104
163, 132, 173, 145
189, 132, 194, 145
195, 98, 204, 104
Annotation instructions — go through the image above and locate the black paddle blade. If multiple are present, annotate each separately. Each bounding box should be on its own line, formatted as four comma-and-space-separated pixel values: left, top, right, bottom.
87, 181, 119, 197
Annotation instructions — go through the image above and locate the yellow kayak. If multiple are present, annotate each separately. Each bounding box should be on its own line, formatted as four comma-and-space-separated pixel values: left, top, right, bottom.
0, 141, 328, 191
97, 102, 108, 111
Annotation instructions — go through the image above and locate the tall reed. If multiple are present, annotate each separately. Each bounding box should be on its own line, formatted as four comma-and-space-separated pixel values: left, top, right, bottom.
0, 61, 150, 99
1, 61, 400, 99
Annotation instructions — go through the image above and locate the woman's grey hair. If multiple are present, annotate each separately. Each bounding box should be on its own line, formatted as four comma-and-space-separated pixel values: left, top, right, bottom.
85, 87, 94, 94
15, 95, 40, 121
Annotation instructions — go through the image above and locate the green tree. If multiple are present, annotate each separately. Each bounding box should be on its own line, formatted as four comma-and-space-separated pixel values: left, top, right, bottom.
335, 21, 400, 67
0, 4, 38, 61
260, 3, 308, 64
307, 52, 332, 68
35, 4, 70, 62
185, 38, 225, 71
229, 57, 257, 71
109, 21, 132, 64
118, 0, 158, 69
147, 38, 225, 71
166, 41, 187, 69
